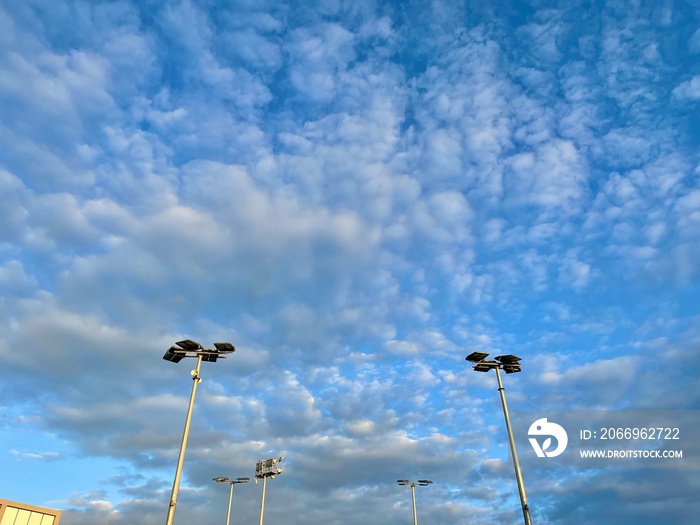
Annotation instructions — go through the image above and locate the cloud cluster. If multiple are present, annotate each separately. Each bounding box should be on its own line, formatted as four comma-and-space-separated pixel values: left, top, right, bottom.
1, 1, 699, 524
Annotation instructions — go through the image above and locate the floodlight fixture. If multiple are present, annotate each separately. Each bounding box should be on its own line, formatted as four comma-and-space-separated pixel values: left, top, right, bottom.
214, 476, 250, 485
495, 354, 522, 364
162, 339, 235, 363
163, 347, 185, 363
256, 457, 285, 525
163, 339, 236, 525
473, 360, 499, 372
503, 364, 522, 374
397, 479, 433, 525
466, 351, 490, 362
465, 350, 531, 525
214, 476, 249, 525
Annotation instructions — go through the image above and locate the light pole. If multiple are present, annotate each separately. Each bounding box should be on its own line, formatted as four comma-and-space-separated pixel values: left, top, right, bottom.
466, 352, 532, 525
397, 479, 433, 525
213, 477, 249, 525
163, 339, 236, 525
255, 456, 284, 525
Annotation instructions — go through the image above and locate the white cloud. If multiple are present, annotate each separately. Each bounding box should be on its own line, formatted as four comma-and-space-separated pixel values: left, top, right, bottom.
516, 10, 565, 63
0, 169, 28, 242
558, 250, 592, 289
0, 260, 38, 295
384, 340, 421, 356
10, 450, 62, 462
689, 28, 700, 53
672, 75, 700, 101
287, 23, 356, 103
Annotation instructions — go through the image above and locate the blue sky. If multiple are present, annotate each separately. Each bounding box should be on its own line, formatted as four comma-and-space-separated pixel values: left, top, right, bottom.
1, 0, 699, 523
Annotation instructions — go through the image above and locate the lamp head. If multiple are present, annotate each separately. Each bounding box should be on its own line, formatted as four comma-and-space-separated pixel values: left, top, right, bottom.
466, 351, 489, 363
473, 360, 499, 372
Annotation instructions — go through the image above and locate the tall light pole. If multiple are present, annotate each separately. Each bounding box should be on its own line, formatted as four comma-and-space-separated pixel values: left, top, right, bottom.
213, 477, 249, 525
397, 479, 433, 525
163, 339, 236, 525
466, 352, 532, 525
255, 456, 284, 525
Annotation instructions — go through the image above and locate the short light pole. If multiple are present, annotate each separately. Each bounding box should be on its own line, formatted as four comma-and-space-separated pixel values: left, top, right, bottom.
255, 456, 284, 525
397, 479, 433, 525
163, 339, 236, 525
466, 352, 532, 525
213, 476, 249, 525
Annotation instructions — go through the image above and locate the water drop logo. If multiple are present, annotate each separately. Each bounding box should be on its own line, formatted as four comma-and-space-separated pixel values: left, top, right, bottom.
528, 418, 568, 458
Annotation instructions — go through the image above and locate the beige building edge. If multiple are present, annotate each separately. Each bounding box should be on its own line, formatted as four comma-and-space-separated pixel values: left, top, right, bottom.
0, 499, 61, 525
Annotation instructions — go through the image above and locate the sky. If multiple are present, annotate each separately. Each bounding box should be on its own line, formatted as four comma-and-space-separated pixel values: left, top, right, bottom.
1, 0, 699, 524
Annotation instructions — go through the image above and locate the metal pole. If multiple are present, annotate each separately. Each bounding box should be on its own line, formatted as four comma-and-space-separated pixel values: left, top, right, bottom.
495, 366, 532, 525
258, 475, 267, 525
411, 484, 418, 525
165, 354, 204, 525
226, 483, 234, 525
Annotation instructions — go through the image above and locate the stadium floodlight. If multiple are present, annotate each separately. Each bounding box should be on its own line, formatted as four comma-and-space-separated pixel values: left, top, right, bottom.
466, 351, 490, 362
495, 354, 522, 364
213, 476, 250, 525
163, 340, 236, 525
495, 355, 523, 374
255, 457, 285, 525
396, 479, 433, 525
473, 360, 500, 372
465, 351, 531, 525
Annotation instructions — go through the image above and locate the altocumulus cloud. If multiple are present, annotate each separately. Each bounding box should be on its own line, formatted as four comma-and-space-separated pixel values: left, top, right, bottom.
1, 1, 699, 525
